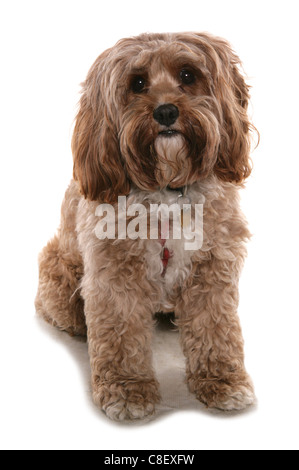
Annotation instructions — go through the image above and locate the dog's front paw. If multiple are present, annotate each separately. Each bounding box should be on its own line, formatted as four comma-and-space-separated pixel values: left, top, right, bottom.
189, 374, 256, 411
93, 379, 161, 421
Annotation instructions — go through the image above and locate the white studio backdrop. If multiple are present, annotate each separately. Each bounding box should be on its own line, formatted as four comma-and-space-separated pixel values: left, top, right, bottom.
0, 0, 299, 450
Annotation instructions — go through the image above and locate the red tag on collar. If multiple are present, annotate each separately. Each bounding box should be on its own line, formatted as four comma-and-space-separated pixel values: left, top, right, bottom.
161, 246, 172, 276
158, 220, 173, 276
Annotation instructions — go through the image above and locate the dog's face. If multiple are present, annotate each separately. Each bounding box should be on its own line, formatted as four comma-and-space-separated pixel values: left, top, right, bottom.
72, 33, 254, 202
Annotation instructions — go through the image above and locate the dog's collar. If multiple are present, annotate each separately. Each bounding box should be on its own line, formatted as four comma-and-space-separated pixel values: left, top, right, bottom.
166, 185, 186, 196
166, 185, 191, 206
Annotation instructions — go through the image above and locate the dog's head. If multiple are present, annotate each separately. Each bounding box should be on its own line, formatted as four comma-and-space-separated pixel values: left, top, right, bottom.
72, 32, 255, 202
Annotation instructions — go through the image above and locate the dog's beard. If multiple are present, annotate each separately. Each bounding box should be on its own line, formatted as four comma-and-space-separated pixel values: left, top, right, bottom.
154, 134, 192, 188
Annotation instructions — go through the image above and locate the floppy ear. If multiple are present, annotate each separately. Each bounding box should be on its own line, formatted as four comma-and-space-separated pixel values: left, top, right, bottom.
209, 36, 254, 183
72, 52, 130, 202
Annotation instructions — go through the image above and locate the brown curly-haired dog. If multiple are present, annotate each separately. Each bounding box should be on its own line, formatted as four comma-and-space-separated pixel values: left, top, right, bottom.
36, 32, 256, 420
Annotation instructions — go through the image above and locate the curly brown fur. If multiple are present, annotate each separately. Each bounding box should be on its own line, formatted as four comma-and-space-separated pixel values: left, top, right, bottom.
36, 32, 257, 420
36, 183, 86, 337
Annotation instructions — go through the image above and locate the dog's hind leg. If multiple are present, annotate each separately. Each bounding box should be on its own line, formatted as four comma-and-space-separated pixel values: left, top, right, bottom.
35, 181, 87, 338
35, 234, 86, 337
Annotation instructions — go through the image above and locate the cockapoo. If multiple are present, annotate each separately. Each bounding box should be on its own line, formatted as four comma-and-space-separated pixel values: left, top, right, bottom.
36, 32, 257, 421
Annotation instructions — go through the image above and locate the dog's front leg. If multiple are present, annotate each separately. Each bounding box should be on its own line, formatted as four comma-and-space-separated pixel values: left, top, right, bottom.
81, 243, 160, 421
177, 255, 255, 411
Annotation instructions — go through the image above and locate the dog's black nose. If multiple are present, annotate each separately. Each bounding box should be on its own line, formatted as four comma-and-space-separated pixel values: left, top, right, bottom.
153, 104, 179, 127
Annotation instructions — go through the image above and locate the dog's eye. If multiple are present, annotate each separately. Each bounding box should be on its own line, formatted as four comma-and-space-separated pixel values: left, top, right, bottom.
131, 76, 146, 93
180, 69, 195, 85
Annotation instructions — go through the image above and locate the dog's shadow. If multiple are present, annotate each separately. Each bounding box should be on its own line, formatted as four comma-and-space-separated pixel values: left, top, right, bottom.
35, 313, 256, 426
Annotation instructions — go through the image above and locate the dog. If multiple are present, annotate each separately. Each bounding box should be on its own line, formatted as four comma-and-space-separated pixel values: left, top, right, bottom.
35, 32, 257, 421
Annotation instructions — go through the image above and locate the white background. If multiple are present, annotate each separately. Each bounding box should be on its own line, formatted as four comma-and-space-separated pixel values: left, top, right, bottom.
1, 0, 299, 450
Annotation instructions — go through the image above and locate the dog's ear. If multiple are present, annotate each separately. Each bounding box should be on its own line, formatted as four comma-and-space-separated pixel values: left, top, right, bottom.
207, 35, 254, 183
188, 33, 255, 183
72, 51, 130, 202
